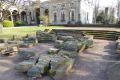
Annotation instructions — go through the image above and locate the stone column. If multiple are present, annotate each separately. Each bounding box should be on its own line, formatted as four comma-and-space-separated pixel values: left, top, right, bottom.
78, 0, 81, 22
65, 3, 70, 24
10, 11, 14, 27
118, 3, 120, 21
27, 12, 31, 24
0, 11, 2, 21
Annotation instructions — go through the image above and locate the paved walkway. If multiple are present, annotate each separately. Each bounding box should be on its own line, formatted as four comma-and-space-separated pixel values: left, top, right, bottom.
0, 43, 53, 80
63, 40, 117, 80
0, 40, 117, 80
50, 27, 120, 32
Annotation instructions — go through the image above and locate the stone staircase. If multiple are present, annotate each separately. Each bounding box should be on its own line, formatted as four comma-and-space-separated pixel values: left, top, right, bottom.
51, 29, 120, 41
82, 30, 117, 40
116, 32, 120, 39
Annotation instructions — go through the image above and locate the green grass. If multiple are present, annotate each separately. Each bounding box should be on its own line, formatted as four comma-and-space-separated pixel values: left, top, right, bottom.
0, 26, 63, 39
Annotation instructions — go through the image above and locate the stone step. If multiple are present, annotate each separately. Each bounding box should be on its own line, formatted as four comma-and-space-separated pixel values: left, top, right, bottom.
81, 31, 117, 40
52, 29, 120, 41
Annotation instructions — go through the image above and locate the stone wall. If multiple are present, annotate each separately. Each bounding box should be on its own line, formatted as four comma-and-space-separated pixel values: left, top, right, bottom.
40, 0, 94, 25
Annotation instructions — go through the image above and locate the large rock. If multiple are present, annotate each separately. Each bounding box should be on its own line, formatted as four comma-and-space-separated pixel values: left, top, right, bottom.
23, 36, 38, 44
116, 42, 120, 53
0, 39, 5, 43
27, 66, 42, 78
58, 36, 74, 41
54, 40, 64, 49
77, 41, 84, 51
36, 31, 57, 42
84, 35, 94, 40
48, 48, 59, 54
107, 62, 120, 80
0, 44, 18, 55
15, 58, 37, 72
116, 39, 120, 53
51, 58, 74, 80
58, 50, 78, 58
27, 54, 51, 77
62, 41, 78, 52
27, 54, 72, 78
7, 40, 21, 44
79, 38, 93, 48
49, 54, 68, 70
19, 42, 34, 48
18, 50, 36, 60
117, 43, 120, 49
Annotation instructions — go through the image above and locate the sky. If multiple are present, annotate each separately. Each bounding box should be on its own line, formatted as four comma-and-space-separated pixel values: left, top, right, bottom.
98, 0, 118, 7
41, 0, 49, 2
41, 0, 118, 7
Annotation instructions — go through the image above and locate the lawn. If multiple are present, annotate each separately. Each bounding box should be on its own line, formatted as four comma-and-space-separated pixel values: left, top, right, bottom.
0, 26, 63, 39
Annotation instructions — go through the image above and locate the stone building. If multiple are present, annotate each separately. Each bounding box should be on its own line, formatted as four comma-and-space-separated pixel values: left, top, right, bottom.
1, 0, 40, 25
118, 1, 120, 22
16, 0, 40, 25
40, 0, 94, 25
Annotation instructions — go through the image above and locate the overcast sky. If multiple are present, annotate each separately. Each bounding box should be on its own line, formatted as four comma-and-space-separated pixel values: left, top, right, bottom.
99, 0, 118, 7
41, 0, 118, 7
41, 0, 49, 2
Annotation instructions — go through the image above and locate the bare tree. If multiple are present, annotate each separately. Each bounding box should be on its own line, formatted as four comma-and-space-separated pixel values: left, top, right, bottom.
93, 0, 100, 23
0, 0, 26, 22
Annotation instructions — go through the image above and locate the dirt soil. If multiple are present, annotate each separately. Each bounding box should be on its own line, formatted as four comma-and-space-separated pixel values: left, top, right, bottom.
0, 40, 117, 80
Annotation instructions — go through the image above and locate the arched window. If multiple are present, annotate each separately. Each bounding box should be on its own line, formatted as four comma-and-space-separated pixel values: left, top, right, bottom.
87, 12, 89, 21
44, 9, 49, 16
71, 11, 75, 21
63, 13, 65, 21
54, 13, 57, 22
12, 10, 19, 22
21, 11, 27, 22
61, 12, 65, 22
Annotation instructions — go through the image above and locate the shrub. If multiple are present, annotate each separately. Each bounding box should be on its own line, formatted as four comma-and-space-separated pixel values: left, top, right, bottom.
117, 21, 120, 25
2, 20, 14, 27
15, 20, 26, 26
39, 16, 49, 27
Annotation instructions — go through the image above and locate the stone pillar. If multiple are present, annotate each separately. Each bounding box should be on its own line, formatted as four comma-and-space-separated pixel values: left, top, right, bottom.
0, 11, 2, 21
27, 12, 31, 24
78, 0, 81, 22
10, 11, 14, 27
19, 11, 21, 21
118, 2, 120, 21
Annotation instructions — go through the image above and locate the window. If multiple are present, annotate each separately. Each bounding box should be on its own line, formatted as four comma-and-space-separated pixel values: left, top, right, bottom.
61, 12, 65, 22
71, 11, 75, 21
87, 12, 89, 21
54, 13, 57, 22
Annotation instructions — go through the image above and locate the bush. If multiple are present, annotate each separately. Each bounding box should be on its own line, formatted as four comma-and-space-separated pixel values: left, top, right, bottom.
39, 16, 49, 27
117, 21, 120, 25
2, 20, 14, 27
15, 21, 26, 26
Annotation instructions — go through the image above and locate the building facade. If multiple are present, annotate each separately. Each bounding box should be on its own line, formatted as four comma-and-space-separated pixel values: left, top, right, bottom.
40, 0, 94, 25
16, 0, 40, 25
1, 0, 40, 25
118, 1, 120, 21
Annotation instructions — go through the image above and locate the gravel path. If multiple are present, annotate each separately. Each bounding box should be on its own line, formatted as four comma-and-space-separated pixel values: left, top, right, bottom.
0, 40, 117, 80
63, 40, 117, 80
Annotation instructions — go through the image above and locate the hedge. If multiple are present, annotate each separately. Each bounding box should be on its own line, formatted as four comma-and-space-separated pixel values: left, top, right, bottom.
15, 20, 26, 26
2, 20, 14, 27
